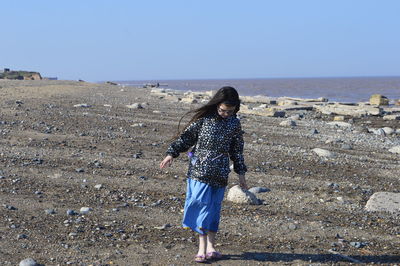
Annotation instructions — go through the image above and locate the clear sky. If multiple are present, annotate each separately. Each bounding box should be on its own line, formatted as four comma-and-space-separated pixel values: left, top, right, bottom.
1, 0, 400, 81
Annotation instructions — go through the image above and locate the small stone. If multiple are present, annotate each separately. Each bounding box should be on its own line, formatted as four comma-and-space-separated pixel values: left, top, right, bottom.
19, 258, 38, 266
279, 120, 296, 127
94, 184, 103, 190
67, 209, 77, 216
310, 129, 319, 134
73, 103, 91, 108
80, 207, 91, 214
45, 209, 56, 215
69, 232, 78, 237
350, 242, 366, 248
154, 224, 171, 230
3, 204, 17, 210
75, 168, 84, 173
312, 148, 334, 158
288, 223, 297, 230
18, 234, 28, 239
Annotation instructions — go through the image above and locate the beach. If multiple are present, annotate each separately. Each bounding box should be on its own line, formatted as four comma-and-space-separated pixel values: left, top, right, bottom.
0, 80, 399, 265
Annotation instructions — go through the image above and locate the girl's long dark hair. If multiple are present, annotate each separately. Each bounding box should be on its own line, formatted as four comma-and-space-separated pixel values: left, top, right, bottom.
174, 86, 241, 139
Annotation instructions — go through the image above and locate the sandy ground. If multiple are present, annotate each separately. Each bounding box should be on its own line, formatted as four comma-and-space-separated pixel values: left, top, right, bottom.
0, 80, 399, 265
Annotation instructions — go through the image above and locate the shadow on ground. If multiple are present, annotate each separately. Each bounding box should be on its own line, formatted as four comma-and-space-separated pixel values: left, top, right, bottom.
223, 252, 400, 264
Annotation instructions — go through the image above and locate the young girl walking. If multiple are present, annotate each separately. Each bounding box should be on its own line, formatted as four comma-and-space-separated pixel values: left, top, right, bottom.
160, 86, 248, 263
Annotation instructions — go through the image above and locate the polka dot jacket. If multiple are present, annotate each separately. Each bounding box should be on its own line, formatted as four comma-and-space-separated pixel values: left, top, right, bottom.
166, 113, 247, 187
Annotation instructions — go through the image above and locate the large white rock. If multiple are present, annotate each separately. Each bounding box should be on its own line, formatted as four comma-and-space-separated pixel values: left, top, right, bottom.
19, 258, 38, 266
312, 148, 335, 158
226, 185, 260, 204
388, 146, 400, 154
365, 192, 400, 213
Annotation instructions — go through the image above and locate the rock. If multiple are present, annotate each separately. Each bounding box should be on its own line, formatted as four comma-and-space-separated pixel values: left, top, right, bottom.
341, 144, 352, 150
248, 187, 270, 193
289, 114, 302, 120
370, 128, 386, 136
312, 148, 335, 158
19, 258, 38, 266
370, 94, 389, 106
80, 207, 91, 214
327, 121, 352, 128
94, 184, 103, 190
154, 224, 171, 230
18, 234, 28, 239
75, 168, 84, 173
350, 242, 367, 248
45, 209, 56, 215
388, 146, 400, 154
73, 103, 91, 108
226, 185, 260, 205
310, 129, 319, 134
333, 116, 345, 121
126, 103, 143, 109
382, 127, 394, 135
288, 223, 297, 230
279, 120, 296, 127
383, 114, 400, 121
365, 192, 400, 213
315, 104, 382, 117
66, 209, 77, 216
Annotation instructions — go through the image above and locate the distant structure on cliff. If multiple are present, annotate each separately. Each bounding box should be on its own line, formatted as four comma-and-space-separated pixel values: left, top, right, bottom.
0, 68, 42, 80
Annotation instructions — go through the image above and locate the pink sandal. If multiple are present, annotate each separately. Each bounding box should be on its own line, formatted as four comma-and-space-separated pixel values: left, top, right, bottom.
206, 251, 222, 260
194, 254, 207, 263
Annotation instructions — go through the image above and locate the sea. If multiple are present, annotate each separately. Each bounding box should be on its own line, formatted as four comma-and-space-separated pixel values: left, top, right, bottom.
117, 76, 400, 103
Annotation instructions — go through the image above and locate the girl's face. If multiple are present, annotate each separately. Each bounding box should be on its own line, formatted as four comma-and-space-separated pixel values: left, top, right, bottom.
217, 103, 236, 119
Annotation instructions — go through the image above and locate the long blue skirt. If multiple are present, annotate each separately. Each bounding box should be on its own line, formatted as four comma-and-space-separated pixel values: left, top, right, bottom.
182, 178, 226, 235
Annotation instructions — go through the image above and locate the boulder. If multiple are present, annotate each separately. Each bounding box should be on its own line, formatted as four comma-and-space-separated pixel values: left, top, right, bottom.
369, 94, 389, 106
226, 185, 260, 204
365, 192, 400, 213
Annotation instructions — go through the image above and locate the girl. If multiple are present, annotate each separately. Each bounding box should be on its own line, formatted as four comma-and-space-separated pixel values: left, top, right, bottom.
160, 86, 248, 263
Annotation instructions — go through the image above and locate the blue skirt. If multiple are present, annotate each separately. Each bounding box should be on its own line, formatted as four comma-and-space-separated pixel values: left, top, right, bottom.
182, 178, 226, 235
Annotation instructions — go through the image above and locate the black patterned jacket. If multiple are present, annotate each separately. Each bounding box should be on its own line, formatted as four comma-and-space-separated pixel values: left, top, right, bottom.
166, 113, 247, 187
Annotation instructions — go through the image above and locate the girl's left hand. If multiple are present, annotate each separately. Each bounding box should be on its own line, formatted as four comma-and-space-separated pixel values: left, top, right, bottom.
160, 155, 173, 169
238, 174, 248, 190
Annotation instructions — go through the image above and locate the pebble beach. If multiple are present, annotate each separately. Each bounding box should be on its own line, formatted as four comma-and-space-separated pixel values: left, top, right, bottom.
1, 80, 399, 265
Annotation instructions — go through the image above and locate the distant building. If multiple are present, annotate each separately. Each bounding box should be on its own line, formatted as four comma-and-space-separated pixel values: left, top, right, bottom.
44, 77, 58, 80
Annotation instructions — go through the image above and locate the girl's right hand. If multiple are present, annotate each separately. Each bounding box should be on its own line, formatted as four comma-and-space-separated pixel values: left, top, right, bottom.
160, 155, 173, 169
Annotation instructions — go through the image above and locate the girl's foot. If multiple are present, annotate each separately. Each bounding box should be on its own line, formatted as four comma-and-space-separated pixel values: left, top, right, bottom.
194, 254, 207, 263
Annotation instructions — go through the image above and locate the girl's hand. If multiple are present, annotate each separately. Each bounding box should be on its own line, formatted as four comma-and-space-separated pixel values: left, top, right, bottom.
238, 174, 248, 190
160, 155, 173, 169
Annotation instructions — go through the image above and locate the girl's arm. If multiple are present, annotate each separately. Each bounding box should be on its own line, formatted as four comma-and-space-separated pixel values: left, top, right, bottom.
229, 120, 248, 189
160, 118, 204, 169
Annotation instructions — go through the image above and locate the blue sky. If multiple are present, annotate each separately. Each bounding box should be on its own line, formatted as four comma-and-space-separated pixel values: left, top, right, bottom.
1, 0, 400, 81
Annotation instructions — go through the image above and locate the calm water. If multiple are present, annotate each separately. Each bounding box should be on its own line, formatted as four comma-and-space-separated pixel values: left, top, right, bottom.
117, 76, 400, 103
